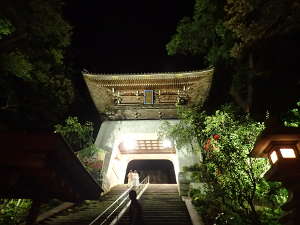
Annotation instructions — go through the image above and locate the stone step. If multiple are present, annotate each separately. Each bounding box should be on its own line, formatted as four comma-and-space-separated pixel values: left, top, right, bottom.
38, 185, 129, 225
116, 184, 192, 225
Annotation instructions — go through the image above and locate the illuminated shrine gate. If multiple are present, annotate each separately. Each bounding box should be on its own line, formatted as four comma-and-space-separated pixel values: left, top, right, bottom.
83, 69, 213, 191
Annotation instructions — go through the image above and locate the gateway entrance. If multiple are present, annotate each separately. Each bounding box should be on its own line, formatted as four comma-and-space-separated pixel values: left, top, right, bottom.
125, 159, 176, 184
83, 69, 213, 192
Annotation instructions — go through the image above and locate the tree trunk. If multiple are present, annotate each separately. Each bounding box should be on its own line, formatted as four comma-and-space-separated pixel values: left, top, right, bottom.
247, 53, 254, 113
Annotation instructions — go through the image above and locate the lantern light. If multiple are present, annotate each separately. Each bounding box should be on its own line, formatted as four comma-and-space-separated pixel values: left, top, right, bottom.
270, 151, 278, 164
279, 148, 296, 158
267, 146, 298, 165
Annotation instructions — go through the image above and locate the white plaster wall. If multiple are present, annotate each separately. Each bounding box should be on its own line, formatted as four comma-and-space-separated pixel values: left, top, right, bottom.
95, 120, 200, 190
177, 144, 202, 170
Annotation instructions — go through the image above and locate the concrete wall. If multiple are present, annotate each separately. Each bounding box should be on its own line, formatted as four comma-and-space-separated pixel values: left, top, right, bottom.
95, 120, 201, 191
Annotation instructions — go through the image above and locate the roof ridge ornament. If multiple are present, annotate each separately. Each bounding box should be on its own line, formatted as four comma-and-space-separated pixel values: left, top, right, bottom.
82, 68, 213, 76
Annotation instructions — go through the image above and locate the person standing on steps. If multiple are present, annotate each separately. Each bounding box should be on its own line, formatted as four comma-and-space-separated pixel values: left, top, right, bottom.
129, 190, 144, 225
132, 170, 140, 186
127, 170, 133, 187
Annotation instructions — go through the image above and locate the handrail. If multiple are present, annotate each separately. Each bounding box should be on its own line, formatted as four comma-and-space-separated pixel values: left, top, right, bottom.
110, 176, 150, 225
89, 176, 150, 225
88, 186, 133, 225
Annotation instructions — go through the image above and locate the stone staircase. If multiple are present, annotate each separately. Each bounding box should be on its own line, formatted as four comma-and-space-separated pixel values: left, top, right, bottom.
38, 184, 193, 225
117, 184, 193, 225
38, 185, 129, 225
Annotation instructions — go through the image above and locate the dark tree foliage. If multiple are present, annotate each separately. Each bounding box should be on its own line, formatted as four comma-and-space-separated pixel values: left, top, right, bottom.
54, 116, 96, 153
0, 0, 74, 130
225, 0, 300, 119
167, 0, 300, 119
167, 0, 234, 65
283, 100, 300, 127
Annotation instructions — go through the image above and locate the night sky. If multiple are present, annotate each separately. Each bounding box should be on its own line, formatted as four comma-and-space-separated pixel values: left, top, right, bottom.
64, 0, 201, 73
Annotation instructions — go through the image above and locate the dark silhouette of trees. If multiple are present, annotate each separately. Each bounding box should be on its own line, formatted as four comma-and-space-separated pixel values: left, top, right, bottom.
167, 0, 300, 119
0, 0, 74, 130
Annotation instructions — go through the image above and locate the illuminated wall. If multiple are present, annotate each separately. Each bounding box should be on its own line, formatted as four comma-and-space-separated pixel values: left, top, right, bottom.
95, 120, 201, 191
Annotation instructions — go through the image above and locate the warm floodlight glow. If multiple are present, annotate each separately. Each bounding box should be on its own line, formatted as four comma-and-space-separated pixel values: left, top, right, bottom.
270, 151, 278, 164
163, 139, 172, 148
280, 148, 296, 158
123, 138, 137, 150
